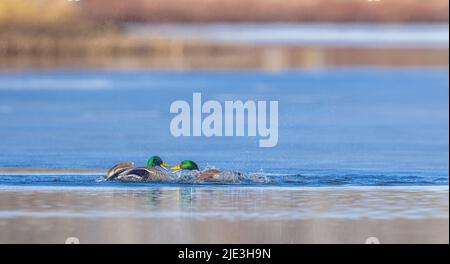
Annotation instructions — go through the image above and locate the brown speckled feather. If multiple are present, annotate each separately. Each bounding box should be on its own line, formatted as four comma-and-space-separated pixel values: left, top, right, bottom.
105, 162, 134, 180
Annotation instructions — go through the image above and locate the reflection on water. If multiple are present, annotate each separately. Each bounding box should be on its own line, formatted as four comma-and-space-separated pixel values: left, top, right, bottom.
0, 186, 447, 243
1, 187, 447, 220
127, 23, 450, 47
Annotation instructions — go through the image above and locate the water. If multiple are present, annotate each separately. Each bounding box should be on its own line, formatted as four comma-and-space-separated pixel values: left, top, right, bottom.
126, 23, 450, 47
0, 68, 448, 187
0, 186, 448, 220
0, 68, 448, 242
0, 185, 447, 243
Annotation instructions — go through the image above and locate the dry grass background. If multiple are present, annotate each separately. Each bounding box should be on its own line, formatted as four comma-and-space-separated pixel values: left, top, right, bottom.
0, 0, 448, 26
0, 0, 448, 70
0, 0, 76, 25
82, 0, 449, 22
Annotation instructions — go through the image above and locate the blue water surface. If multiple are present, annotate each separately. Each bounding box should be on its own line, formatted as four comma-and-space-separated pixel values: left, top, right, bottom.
0, 68, 448, 187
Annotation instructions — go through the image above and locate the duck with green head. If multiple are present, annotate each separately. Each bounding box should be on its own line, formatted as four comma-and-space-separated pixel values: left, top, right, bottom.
171, 160, 240, 181
105, 156, 170, 181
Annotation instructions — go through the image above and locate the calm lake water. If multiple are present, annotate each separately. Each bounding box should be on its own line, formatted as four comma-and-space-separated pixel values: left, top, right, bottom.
0, 68, 448, 187
0, 68, 448, 243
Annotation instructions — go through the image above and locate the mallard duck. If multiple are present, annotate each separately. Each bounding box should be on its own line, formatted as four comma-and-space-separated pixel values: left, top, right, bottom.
106, 161, 134, 179
105, 156, 170, 181
171, 160, 242, 182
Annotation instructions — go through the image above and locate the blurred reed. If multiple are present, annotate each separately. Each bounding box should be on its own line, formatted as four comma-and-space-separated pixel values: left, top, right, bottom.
0, 0, 448, 70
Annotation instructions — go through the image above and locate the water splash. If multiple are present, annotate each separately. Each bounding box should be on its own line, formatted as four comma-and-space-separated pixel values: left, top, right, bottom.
0, 169, 447, 187
104, 169, 271, 185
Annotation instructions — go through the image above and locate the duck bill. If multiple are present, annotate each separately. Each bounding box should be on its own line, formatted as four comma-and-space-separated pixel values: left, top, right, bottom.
160, 162, 170, 171
171, 165, 182, 172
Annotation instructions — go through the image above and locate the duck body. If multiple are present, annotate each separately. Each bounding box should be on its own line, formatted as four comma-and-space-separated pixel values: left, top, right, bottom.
171, 161, 245, 182
116, 167, 169, 181
105, 162, 134, 181
105, 156, 170, 182
196, 169, 246, 182
195, 169, 222, 181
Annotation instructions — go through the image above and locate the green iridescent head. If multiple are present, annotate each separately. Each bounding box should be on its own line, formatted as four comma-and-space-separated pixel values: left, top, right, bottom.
171, 160, 199, 171
147, 156, 170, 170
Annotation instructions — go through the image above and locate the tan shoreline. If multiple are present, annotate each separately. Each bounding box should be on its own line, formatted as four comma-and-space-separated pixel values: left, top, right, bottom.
1, 218, 448, 244
0, 168, 106, 174
1, 166, 447, 244
0, 186, 448, 243
1, 44, 448, 71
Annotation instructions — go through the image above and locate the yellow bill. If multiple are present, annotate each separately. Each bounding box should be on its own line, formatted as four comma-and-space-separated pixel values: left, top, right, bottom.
160, 162, 170, 171
171, 165, 182, 171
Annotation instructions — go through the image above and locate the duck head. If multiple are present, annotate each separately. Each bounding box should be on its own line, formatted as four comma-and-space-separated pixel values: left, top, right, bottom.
171, 160, 199, 172
147, 156, 170, 171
